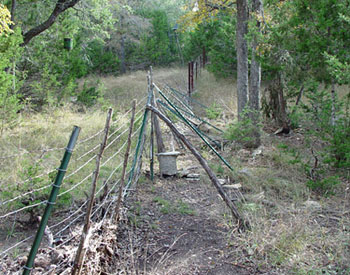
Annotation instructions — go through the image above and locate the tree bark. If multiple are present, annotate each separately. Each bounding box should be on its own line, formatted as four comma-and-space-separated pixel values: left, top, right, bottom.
268, 75, 290, 131
10, 0, 16, 29
236, 0, 249, 119
249, 0, 262, 114
22, 0, 81, 46
120, 35, 126, 74
247, 0, 263, 147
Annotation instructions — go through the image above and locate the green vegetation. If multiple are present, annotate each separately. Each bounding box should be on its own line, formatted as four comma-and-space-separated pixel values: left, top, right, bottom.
0, 0, 349, 273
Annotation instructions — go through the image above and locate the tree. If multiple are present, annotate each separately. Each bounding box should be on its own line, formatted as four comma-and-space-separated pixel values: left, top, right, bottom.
20, 0, 82, 45
0, 4, 13, 35
236, 0, 249, 119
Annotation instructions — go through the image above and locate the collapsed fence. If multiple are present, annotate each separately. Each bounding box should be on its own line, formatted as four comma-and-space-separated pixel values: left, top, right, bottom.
0, 63, 245, 274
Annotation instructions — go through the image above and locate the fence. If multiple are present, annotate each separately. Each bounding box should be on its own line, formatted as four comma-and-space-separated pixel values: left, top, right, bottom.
0, 60, 244, 274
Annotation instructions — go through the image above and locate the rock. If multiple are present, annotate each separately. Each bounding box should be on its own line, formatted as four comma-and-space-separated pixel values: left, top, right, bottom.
252, 146, 264, 158
304, 200, 321, 210
223, 183, 242, 189
104, 245, 114, 257
218, 179, 226, 185
186, 173, 200, 178
238, 168, 253, 177
238, 149, 250, 158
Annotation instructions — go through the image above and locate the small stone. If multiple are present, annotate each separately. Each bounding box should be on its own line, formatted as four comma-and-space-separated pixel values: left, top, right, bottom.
223, 184, 242, 189
238, 149, 250, 158
252, 146, 264, 158
186, 173, 200, 178
218, 179, 226, 185
304, 200, 321, 209
238, 168, 253, 177
105, 245, 114, 257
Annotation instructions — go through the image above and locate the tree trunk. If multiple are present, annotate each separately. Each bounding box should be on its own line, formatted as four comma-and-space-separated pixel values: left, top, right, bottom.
249, 0, 262, 114
10, 0, 16, 29
236, 0, 249, 119
266, 75, 290, 132
120, 35, 126, 74
248, 0, 263, 147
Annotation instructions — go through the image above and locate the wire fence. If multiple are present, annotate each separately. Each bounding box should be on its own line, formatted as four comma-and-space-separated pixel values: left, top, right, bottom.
0, 98, 147, 263
0, 62, 215, 274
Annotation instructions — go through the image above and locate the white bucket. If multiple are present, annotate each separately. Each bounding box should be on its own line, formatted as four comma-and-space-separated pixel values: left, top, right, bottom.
157, 151, 182, 176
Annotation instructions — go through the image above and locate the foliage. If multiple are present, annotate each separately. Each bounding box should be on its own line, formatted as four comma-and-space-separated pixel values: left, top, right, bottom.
0, 4, 13, 35
137, 10, 178, 66
224, 109, 261, 148
77, 80, 104, 107
205, 103, 222, 119
0, 28, 23, 133
302, 89, 350, 168
86, 39, 120, 74
306, 176, 340, 196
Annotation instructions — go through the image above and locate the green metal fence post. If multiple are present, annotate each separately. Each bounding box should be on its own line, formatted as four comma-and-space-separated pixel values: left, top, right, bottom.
124, 93, 152, 195
23, 126, 80, 275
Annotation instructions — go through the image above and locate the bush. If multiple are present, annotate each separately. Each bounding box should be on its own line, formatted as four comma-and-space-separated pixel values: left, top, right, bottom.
306, 176, 340, 196
224, 111, 261, 149
77, 80, 104, 107
0, 28, 23, 133
302, 89, 350, 168
205, 103, 222, 119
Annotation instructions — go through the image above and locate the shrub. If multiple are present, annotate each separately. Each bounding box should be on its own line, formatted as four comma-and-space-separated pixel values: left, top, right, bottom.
224, 109, 261, 148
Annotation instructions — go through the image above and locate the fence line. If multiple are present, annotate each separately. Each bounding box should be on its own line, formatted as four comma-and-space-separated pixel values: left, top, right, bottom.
0, 61, 214, 274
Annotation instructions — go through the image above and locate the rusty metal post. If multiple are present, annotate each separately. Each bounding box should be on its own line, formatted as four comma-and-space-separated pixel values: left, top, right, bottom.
188, 61, 191, 96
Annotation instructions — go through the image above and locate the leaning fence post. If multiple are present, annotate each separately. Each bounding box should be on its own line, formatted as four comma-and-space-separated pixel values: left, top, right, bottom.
188, 61, 191, 97
114, 100, 136, 222
149, 68, 155, 182
191, 61, 194, 92
71, 108, 113, 275
23, 126, 80, 275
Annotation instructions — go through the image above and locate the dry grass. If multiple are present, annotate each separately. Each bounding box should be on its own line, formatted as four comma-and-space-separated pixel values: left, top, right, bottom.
1, 68, 349, 273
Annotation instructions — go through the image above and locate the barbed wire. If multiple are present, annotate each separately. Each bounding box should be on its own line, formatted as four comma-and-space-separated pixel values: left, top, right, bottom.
110, 95, 147, 126
0, 200, 47, 219
0, 235, 34, 258
0, 94, 148, 265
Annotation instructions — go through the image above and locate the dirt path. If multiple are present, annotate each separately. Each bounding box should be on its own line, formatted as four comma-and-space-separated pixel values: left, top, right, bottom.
104, 124, 255, 275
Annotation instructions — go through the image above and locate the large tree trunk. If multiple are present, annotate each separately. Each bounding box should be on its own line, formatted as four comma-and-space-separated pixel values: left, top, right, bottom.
264, 75, 290, 132
249, 0, 262, 114
10, 0, 16, 29
236, 0, 249, 119
247, 0, 263, 147
120, 35, 126, 74
22, 0, 81, 46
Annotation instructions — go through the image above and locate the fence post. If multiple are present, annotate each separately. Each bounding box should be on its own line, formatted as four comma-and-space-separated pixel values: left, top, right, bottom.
114, 100, 136, 222
123, 91, 152, 196
188, 61, 191, 97
149, 68, 155, 182
71, 108, 112, 275
191, 61, 194, 92
203, 47, 206, 68
23, 126, 80, 275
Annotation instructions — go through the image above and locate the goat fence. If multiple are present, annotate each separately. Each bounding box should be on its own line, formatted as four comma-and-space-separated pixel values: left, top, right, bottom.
0, 60, 246, 275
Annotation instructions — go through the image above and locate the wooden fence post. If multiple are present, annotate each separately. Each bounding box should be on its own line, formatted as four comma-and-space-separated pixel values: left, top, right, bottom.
71, 108, 113, 275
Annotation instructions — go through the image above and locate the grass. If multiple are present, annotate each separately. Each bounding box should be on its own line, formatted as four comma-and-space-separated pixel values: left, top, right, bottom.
189, 71, 350, 273
1, 68, 349, 272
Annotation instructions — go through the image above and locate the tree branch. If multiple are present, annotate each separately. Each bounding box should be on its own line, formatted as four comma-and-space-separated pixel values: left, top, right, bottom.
22, 0, 81, 46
